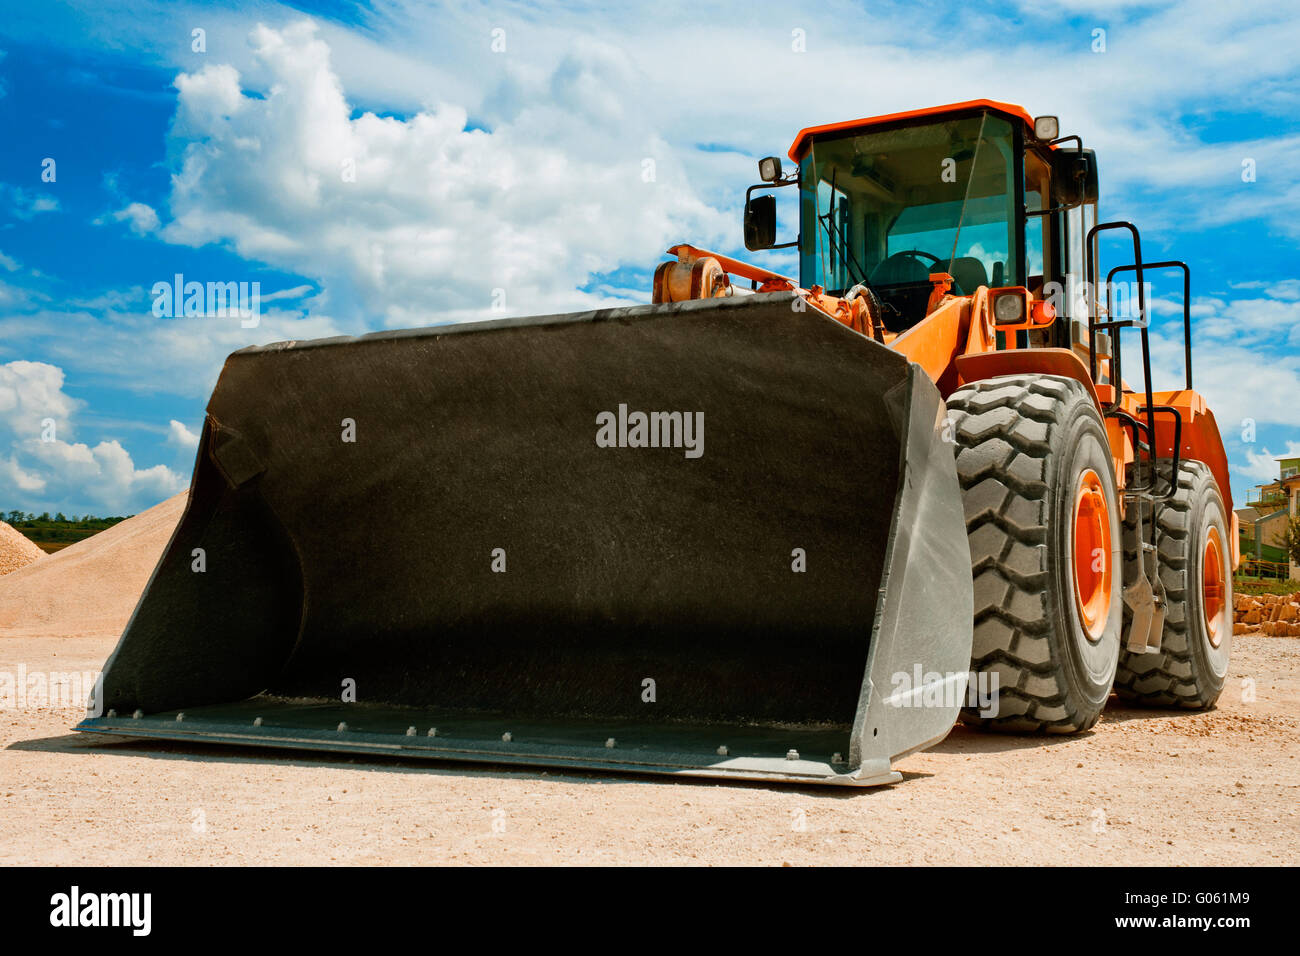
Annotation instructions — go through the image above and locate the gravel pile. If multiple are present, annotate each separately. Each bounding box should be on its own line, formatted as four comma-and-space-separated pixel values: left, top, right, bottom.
0, 492, 186, 638
0, 522, 45, 575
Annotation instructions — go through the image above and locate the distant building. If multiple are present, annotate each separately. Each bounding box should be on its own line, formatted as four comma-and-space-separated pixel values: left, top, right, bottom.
1237, 505, 1289, 551
1246, 456, 1300, 578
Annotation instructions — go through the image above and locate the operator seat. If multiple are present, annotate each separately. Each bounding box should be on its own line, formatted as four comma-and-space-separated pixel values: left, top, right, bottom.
948, 257, 990, 295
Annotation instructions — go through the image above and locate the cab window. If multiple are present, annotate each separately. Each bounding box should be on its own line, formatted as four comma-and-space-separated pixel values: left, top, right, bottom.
799, 112, 1021, 329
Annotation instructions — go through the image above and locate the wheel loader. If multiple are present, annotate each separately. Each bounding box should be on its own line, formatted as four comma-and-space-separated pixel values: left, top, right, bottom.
78, 99, 1236, 787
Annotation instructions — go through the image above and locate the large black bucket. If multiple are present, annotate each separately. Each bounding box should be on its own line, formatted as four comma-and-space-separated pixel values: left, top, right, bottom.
78, 293, 972, 786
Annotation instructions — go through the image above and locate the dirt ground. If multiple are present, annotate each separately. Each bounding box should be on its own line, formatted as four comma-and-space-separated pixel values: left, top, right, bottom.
2, 631, 1295, 866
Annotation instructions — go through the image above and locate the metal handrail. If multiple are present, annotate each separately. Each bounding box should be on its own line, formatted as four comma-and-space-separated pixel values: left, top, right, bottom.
1107, 260, 1192, 391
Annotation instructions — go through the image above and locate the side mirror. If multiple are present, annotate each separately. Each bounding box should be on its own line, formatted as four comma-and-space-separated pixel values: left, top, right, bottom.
744, 194, 777, 251
1053, 148, 1099, 206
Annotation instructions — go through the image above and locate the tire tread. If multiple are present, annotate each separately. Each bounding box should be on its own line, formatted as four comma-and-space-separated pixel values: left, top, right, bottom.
1115, 460, 1226, 708
949, 374, 1111, 733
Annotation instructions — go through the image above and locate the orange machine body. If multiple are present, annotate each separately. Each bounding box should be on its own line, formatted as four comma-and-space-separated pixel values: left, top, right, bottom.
655, 100, 1234, 562
654, 240, 1236, 566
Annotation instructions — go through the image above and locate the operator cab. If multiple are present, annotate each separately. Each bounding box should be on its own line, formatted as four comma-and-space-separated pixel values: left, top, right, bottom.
746, 100, 1099, 339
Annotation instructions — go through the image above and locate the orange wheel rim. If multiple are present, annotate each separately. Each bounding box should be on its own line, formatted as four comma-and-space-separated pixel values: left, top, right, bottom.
1203, 526, 1225, 648
1072, 468, 1112, 642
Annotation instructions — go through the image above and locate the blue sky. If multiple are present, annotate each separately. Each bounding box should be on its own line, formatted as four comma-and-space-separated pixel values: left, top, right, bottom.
0, 0, 1297, 515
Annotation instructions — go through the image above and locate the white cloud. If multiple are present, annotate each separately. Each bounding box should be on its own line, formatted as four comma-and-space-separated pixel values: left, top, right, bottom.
1143, 284, 1300, 497
97, 3, 1294, 333
0, 360, 80, 439
1230, 279, 1300, 301
110, 202, 161, 235
0, 456, 45, 493
0, 184, 58, 221
0, 183, 59, 221
5, 1, 1299, 243
1240, 443, 1300, 483
20, 436, 182, 509
158, 21, 728, 326
260, 284, 314, 303
166, 418, 199, 449
0, 360, 184, 513
285, 0, 1300, 228
1149, 289, 1300, 429
0, 282, 346, 400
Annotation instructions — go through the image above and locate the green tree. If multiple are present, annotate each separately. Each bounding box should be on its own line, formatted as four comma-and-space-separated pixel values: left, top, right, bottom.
1284, 515, 1300, 569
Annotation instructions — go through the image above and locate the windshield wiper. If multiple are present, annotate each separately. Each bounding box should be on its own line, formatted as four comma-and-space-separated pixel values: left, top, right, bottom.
945, 111, 988, 277
815, 172, 893, 338
817, 167, 875, 296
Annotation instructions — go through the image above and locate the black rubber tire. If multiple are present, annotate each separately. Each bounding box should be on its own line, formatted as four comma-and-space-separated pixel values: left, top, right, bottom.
1115, 460, 1232, 708
948, 373, 1122, 732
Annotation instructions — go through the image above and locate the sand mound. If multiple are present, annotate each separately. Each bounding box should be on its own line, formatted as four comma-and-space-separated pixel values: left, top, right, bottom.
0, 522, 45, 575
0, 491, 187, 639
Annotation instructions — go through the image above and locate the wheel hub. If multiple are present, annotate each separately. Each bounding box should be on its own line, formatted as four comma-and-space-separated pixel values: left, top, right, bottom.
1203, 525, 1226, 648
1072, 468, 1112, 643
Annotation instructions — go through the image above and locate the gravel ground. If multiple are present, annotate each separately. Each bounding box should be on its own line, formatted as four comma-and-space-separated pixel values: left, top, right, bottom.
2, 632, 1295, 866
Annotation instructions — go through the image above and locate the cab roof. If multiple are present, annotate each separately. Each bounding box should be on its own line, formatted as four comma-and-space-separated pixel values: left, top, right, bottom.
787, 99, 1037, 162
